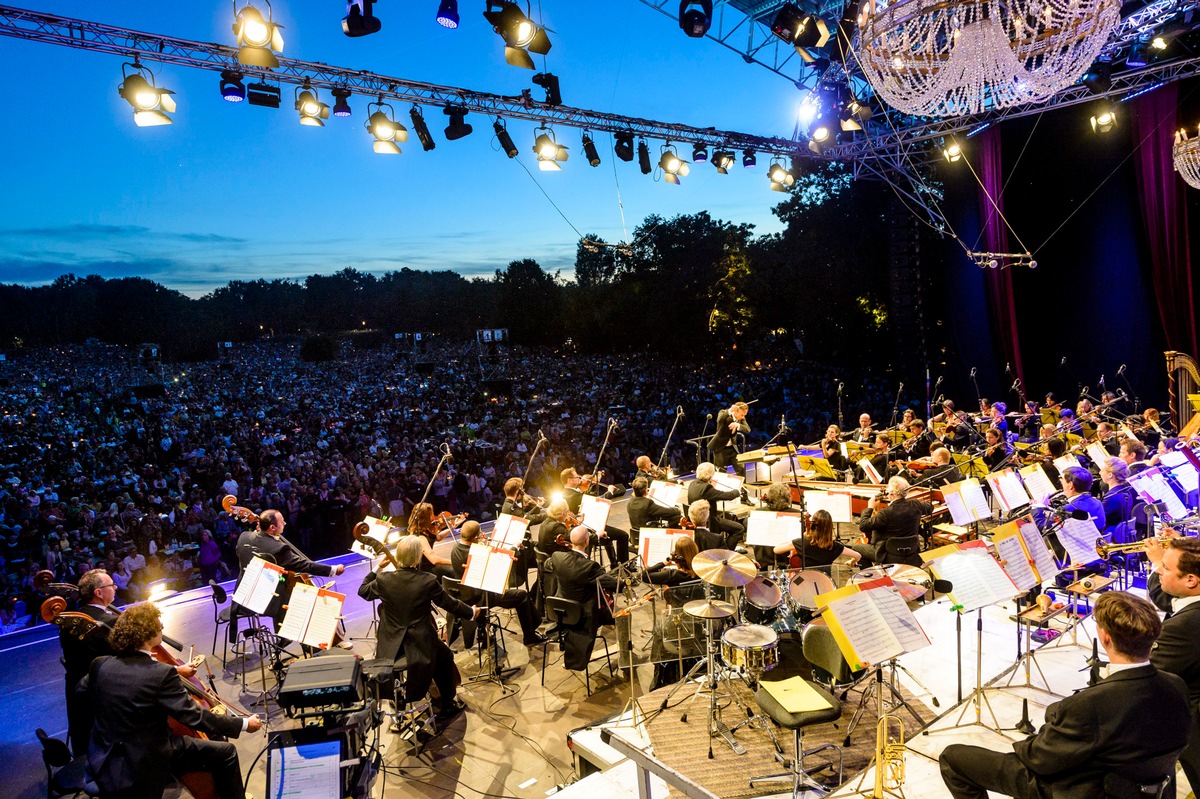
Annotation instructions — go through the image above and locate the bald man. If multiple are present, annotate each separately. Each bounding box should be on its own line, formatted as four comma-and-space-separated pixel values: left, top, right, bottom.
543, 526, 618, 670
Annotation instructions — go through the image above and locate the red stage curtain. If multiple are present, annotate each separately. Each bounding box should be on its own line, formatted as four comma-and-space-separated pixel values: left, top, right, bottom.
977, 126, 1026, 386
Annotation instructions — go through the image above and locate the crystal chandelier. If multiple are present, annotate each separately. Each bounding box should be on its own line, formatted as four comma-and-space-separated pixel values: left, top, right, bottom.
856, 0, 1121, 117
1174, 127, 1200, 190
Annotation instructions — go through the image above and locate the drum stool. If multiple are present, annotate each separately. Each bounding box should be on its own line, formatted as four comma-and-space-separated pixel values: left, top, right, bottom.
749, 680, 843, 797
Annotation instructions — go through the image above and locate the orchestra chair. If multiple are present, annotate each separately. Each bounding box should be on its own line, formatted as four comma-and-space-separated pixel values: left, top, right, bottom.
362, 655, 435, 754
36, 728, 99, 799
209, 580, 264, 670
1100, 752, 1182, 799
533, 547, 554, 615
540, 596, 613, 696
440, 576, 477, 649
802, 621, 874, 748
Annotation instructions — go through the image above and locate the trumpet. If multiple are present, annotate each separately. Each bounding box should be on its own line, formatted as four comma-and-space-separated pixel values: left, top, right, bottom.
1095, 536, 1173, 559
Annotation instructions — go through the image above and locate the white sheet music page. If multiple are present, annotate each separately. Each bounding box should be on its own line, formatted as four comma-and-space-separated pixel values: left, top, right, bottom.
992, 530, 1038, 591
580, 494, 612, 532
710, 472, 745, 494
277, 581, 318, 643
639, 529, 693, 567
1056, 517, 1102, 566
231, 556, 284, 615
1053, 455, 1080, 477
1129, 467, 1191, 520
480, 547, 514, 594
648, 480, 684, 508
827, 591, 902, 666
960, 478, 993, 521
1086, 443, 1112, 468
745, 511, 803, 547
943, 490, 974, 526
803, 490, 854, 523
461, 543, 496, 591
1019, 464, 1058, 504
860, 457, 883, 485
926, 545, 1019, 612
306, 589, 345, 649
1018, 517, 1059, 584
1158, 450, 1200, 494
987, 470, 1030, 513
492, 513, 529, 550
870, 584, 930, 654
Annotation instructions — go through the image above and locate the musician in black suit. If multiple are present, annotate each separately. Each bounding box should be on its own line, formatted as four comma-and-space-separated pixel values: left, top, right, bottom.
61, 569, 118, 756
543, 526, 617, 670
628, 477, 683, 532
561, 467, 630, 565
1146, 536, 1200, 792
1120, 439, 1150, 476
358, 536, 480, 718
500, 477, 543, 586
934, 401, 973, 452
82, 602, 259, 799
537, 498, 573, 555
919, 445, 965, 487
235, 509, 344, 627
940, 591, 1190, 799
851, 476, 932, 567
902, 419, 934, 460
709, 401, 750, 477
450, 521, 545, 645
686, 462, 745, 547
686, 501, 725, 553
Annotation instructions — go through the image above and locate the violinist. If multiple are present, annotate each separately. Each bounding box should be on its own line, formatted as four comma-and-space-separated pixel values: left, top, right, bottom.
406, 502, 455, 578
1099, 457, 1136, 531
821, 425, 849, 473
1120, 439, 1149, 476
900, 408, 918, 432
902, 419, 934, 459
851, 477, 931, 567
646, 536, 701, 586
628, 476, 684, 532
855, 433, 895, 484
82, 602, 260, 799
852, 414, 875, 444
560, 467, 630, 566
635, 455, 671, 483
537, 497, 573, 555
450, 522, 545, 646
1096, 422, 1122, 456
61, 569, 118, 756
774, 509, 862, 569
922, 446, 965, 487
685, 462, 746, 547
933, 401, 972, 452
980, 427, 1012, 472
1017, 400, 1042, 442
501, 477, 546, 526
986, 401, 1009, 435
709, 401, 750, 477
235, 509, 344, 627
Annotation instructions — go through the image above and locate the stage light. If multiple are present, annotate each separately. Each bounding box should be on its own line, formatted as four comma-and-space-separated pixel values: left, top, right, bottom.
410, 106, 436, 151
742, 149, 756, 168
294, 83, 330, 127
331, 88, 352, 117
219, 70, 246, 102
1090, 107, 1116, 133
798, 96, 818, 126
494, 120, 518, 157
943, 141, 962, 162
809, 113, 833, 144
771, 4, 830, 50
692, 143, 708, 163
1152, 34, 1167, 50
532, 72, 562, 106
343, 0, 382, 37
483, 0, 552, 69
771, 3, 807, 43
533, 125, 568, 170
246, 82, 281, 108
233, 2, 285, 68
614, 133, 634, 162
1082, 61, 1112, 94
637, 139, 652, 174
366, 99, 407, 154
847, 98, 872, 122
768, 159, 795, 191
443, 105, 473, 140
712, 150, 735, 174
658, 143, 691, 184
118, 62, 176, 127
679, 0, 713, 37
436, 0, 460, 28
582, 132, 601, 166
1126, 38, 1150, 67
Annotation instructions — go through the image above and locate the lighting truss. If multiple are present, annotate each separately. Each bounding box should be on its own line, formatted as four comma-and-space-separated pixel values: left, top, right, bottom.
968, 251, 1038, 269
0, 3, 799, 159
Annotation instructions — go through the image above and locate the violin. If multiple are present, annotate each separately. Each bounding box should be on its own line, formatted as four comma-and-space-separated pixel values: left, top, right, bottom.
579, 469, 606, 493
678, 517, 696, 530
517, 490, 546, 511
426, 511, 467, 541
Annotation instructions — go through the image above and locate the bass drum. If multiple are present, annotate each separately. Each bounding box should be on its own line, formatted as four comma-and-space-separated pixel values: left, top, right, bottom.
720, 624, 779, 674
740, 575, 783, 625
787, 570, 836, 623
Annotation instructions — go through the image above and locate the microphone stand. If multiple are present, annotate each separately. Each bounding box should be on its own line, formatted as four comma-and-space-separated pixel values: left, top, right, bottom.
1116, 366, 1140, 413
418, 443, 457, 541
658, 406, 685, 470
969, 368, 982, 414
836, 382, 844, 430
688, 415, 713, 470
888, 382, 903, 430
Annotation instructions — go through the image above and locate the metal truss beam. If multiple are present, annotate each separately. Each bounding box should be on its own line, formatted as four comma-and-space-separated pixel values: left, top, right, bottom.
0, 4, 802, 158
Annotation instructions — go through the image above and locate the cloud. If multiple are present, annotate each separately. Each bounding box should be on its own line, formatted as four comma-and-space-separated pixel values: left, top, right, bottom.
0, 224, 246, 245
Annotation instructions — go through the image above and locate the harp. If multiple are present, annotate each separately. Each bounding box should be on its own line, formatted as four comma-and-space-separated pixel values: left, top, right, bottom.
1165, 351, 1200, 437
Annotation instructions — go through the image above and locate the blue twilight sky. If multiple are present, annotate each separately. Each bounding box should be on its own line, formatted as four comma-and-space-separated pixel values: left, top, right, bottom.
0, 1, 808, 296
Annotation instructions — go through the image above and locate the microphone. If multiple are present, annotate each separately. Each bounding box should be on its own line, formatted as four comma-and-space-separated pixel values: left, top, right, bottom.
441, 442, 453, 461
898, 382, 904, 391
1005, 362, 1012, 375
1117, 364, 1127, 376
609, 417, 620, 429
1010, 379, 1020, 392
1099, 375, 1105, 389
933, 579, 953, 594
1069, 509, 1090, 520
970, 367, 977, 378
780, 414, 789, 432
1119, 389, 1128, 399
677, 405, 684, 416
1080, 386, 1089, 398
838, 382, 844, 394
706, 413, 713, 420
934, 394, 944, 406
1061, 356, 1067, 367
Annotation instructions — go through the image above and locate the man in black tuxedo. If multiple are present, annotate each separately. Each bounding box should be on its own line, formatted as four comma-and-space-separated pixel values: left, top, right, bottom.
560, 467, 630, 566
499, 477, 543, 587
686, 462, 745, 547
358, 536, 479, 718
543, 526, 617, 670
709, 401, 750, 477
940, 591, 1190, 799
82, 602, 260, 799
920, 446, 964, 488
450, 521, 545, 646
60, 569, 118, 756
235, 508, 344, 626
1147, 536, 1200, 792
628, 477, 683, 532
851, 476, 931, 567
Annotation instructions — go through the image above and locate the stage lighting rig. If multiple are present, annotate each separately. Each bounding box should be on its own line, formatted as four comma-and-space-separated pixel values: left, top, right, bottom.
219, 70, 246, 102
532, 72, 561, 106
658, 143, 690, 184
436, 0, 460, 28
483, 0, 552, 70
679, 0, 713, 37
742, 149, 757, 168
970, 251, 1037, 269
494, 120, 518, 157
233, 2, 285, 68
247, 81, 281, 108
768, 159, 796, 191
343, 0, 382, 37
295, 82, 330, 126
692, 143, 708, 163
1090, 106, 1116, 133
711, 150, 734, 174
332, 88, 352, 117
366, 98, 406, 154
410, 106, 436, 151
637, 139, 652, 174
118, 61, 176, 127
614, 133, 634, 162
943, 140, 962, 161
582, 132, 601, 166
533, 125, 568, 170
443, 105, 473, 139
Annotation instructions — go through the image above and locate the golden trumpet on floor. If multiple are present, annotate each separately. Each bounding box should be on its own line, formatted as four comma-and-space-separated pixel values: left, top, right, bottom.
1095, 536, 1173, 559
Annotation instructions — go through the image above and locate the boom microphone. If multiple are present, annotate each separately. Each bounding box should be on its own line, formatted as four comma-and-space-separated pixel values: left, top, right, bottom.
970, 367, 977, 378
677, 405, 684, 416
1117, 364, 1127, 376
441, 442, 453, 461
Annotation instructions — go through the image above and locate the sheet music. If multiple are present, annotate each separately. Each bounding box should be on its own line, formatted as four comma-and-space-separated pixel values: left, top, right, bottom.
580, 494, 612, 532
1086, 443, 1112, 468
1019, 464, 1057, 504
803, 490, 853, 523
987, 470, 1030, 513
1018, 517, 1059, 584
827, 591, 902, 667
230, 556, 284, 615
1158, 450, 1200, 494
745, 511, 804, 547
639, 529, 693, 567
925, 546, 1019, 612
307, 590, 344, 649
277, 581, 318, 642
1056, 517, 1102, 566
648, 480, 684, 508
1053, 455, 1080, 477
942, 490, 973, 526
1129, 467, 1191, 520
871, 584, 930, 654
492, 513, 529, 550
960, 478, 993, 521
860, 457, 883, 485
991, 524, 1039, 591
710, 472, 745, 494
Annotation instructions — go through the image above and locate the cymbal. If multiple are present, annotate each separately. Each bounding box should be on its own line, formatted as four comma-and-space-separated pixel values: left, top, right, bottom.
683, 598, 736, 620
851, 564, 933, 602
692, 548, 757, 587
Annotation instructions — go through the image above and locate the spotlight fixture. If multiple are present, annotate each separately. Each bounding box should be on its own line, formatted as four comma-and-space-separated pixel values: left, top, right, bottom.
483, 0, 552, 69
768, 159, 796, 192
943, 141, 962, 162
679, 0, 713, 37
436, 0, 460, 28
637, 139, 652, 174
118, 62, 176, 127
233, 2, 285, 68
493, 120, 518, 157
332, 88, 352, 117
410, 106, 436, 151
1082, 60, 1112, 94
246, 82, 281, 108
970, 251, 1037, 269
809, 114, 833, 144
770, 3, 806, 43
533, 126, 568, 170
294, 82, 330, 127
1151, 34, 1167, 50
532, 72, 562, 106
692, 143, 708, 163
342, 0, 382, 37
582, 132, 601, 167
219, 70, 246, 102
711, 150, 735, 174
658, 143, 691, 185
1126, 38, 1150, 67
771, 4, 830, 50
742, 149, 756, 168
366, 98, 407, 154
845, 98, 872, 127
1090, 107, 1116, 133
443, 105, 473, 140
614, 133, 635, 162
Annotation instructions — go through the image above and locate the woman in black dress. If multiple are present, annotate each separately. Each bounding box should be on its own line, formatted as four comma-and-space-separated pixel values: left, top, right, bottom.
773, 510, 861, 569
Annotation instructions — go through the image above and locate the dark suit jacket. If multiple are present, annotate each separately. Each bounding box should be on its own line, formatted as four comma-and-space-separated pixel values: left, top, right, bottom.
501, 497, 546, 526
235, 530, 336, 618
1149, 573, 1200, 707
61, 604, 117, 684
84, 652, 243, 795
628, 496, 681, 530
858, 497, 932, 565
709, 409, 749, 457
1012, 664, 1189, 799
538, 519, 571, 554
544, 550, 613, 605
686, 479, 739, 511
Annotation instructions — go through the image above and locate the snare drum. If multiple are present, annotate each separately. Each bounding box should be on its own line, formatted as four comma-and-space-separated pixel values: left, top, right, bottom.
720, 624, 779, 674
740, 575, 784, 625
787, 569, 836, 623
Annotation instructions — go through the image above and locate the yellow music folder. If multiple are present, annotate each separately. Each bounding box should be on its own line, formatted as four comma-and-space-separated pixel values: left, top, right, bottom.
759, 676, 834, 713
